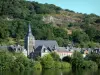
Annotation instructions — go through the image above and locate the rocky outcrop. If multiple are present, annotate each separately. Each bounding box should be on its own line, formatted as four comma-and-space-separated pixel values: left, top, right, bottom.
42, 14, 82, 26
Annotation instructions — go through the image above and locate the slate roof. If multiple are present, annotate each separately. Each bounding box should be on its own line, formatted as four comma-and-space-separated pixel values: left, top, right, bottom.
56, 47, 67, 52
35, 46, 43, 52
35, 45, 50, 52
35, 40, 59, 50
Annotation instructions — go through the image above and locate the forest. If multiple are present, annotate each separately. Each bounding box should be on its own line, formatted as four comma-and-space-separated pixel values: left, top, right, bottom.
0, 0, 100, 48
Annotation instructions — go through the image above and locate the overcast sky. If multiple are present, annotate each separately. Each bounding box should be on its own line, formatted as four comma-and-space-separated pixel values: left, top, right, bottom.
27, 0, 100, 16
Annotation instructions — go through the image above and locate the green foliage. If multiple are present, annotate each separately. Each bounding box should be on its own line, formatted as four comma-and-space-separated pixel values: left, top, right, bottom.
50, 52, 60, 61
54, 61, 61, 69
0, 20, 9, 39
14, 54, 31, 70
85, 26, 97, 41
87, 41, 99, 48
0, 51, 42, 71
33, 2, 62, 14
61, 62, 71, 69
0, 0, 99, 46
41, 54, 54, 69
33, 61, 42, 70
86, 53, 100, 68
72, 30, 89, 43
71, 51, 98, 70
0, 51, 14, 70
71, 51, 84, 68
81, 60, 98, 69
53, 27, 68, 39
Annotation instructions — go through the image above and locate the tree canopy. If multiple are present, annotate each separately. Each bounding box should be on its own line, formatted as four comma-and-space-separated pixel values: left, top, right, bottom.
0, 0, 99, 47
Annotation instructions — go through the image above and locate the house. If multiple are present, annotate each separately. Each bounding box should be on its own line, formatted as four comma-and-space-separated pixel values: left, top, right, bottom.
55, 47, 73, 59
92, 48, 100, 54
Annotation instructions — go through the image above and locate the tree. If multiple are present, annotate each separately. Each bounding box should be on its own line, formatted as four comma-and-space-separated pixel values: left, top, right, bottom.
41, 54, 54, 69
86, 53, 100, 68
81, 60, 98, 69
0, 51, 14, 70
55, 37, 64, 46
72, 30, 89, 43
50, 52, 60, 61
71, 51, 83, 68
33, 61, 42, 70
0, 20, 9, 39
15, 54, 30, 70
85, 26, 97, 41
61, 62, 71, 69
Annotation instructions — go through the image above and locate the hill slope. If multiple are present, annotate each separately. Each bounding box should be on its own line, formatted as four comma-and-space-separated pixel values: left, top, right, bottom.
0, 0, 100, 47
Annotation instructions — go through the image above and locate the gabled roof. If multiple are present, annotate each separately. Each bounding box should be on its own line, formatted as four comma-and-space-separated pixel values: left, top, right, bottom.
35, 40, 59, 50
35, 45, 50, 52
35, 45, 43, 52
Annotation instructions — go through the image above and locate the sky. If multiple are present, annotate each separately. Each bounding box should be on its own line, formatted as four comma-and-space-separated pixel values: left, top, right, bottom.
28, 0, 100, 16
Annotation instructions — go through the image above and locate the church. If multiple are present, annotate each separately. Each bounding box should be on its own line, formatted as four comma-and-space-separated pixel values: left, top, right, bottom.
0, 24, 98, 59
0, 25, 98, 59
24, 24, 73, 59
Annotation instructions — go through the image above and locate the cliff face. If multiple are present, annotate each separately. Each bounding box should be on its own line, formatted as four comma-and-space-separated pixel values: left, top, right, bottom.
42, 14, 83, 26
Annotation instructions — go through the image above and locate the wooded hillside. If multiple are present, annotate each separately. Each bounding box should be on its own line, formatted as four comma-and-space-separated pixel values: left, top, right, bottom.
0, 0, 100, 47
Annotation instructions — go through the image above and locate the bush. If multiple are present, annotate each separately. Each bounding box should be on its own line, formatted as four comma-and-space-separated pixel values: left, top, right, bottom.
61, 62, 71, 69
86, 53, 100, 68
33, 61, 42, 70
10, 61, 24, 72
82, 60, 98, 69
50, 52, 60, 61
15, 54, 30, 70
0, 51, 14, 71
89, 61, 98, 69
41, 54, 54, 69
81, 61, 90, 68
54, 61, 61, 69
71, 51, 84, 68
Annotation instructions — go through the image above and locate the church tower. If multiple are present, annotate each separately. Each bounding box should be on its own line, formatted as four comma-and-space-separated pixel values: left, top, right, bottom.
25, 24, 35, 56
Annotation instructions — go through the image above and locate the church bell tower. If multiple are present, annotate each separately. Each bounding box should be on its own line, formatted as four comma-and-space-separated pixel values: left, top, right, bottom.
25, 24, 35, 56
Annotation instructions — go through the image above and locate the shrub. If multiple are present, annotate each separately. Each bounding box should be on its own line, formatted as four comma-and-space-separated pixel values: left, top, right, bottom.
86, 53, 100, 68
71, 51, 84, 68
0, 51, 14, 71
81, 60, 98, 69
61, 62, 71, 69
81, 61, 90, 68
54, 61, 61, 69
33, 61, 42, 70
41, 54, 54, 69
89, 61, 98, 69
50, 52, 60, 61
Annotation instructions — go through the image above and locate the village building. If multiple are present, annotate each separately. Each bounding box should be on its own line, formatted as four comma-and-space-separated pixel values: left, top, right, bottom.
0, 24, 99, 59
55, 47, 73, 59
24, 24, 73, 59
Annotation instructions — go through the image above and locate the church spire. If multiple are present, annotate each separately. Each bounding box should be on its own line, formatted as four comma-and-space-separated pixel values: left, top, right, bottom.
25, 24, 35, 57
28, 24, 32, 34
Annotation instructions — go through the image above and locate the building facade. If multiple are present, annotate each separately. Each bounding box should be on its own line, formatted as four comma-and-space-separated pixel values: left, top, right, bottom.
24, 24, 74, 59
